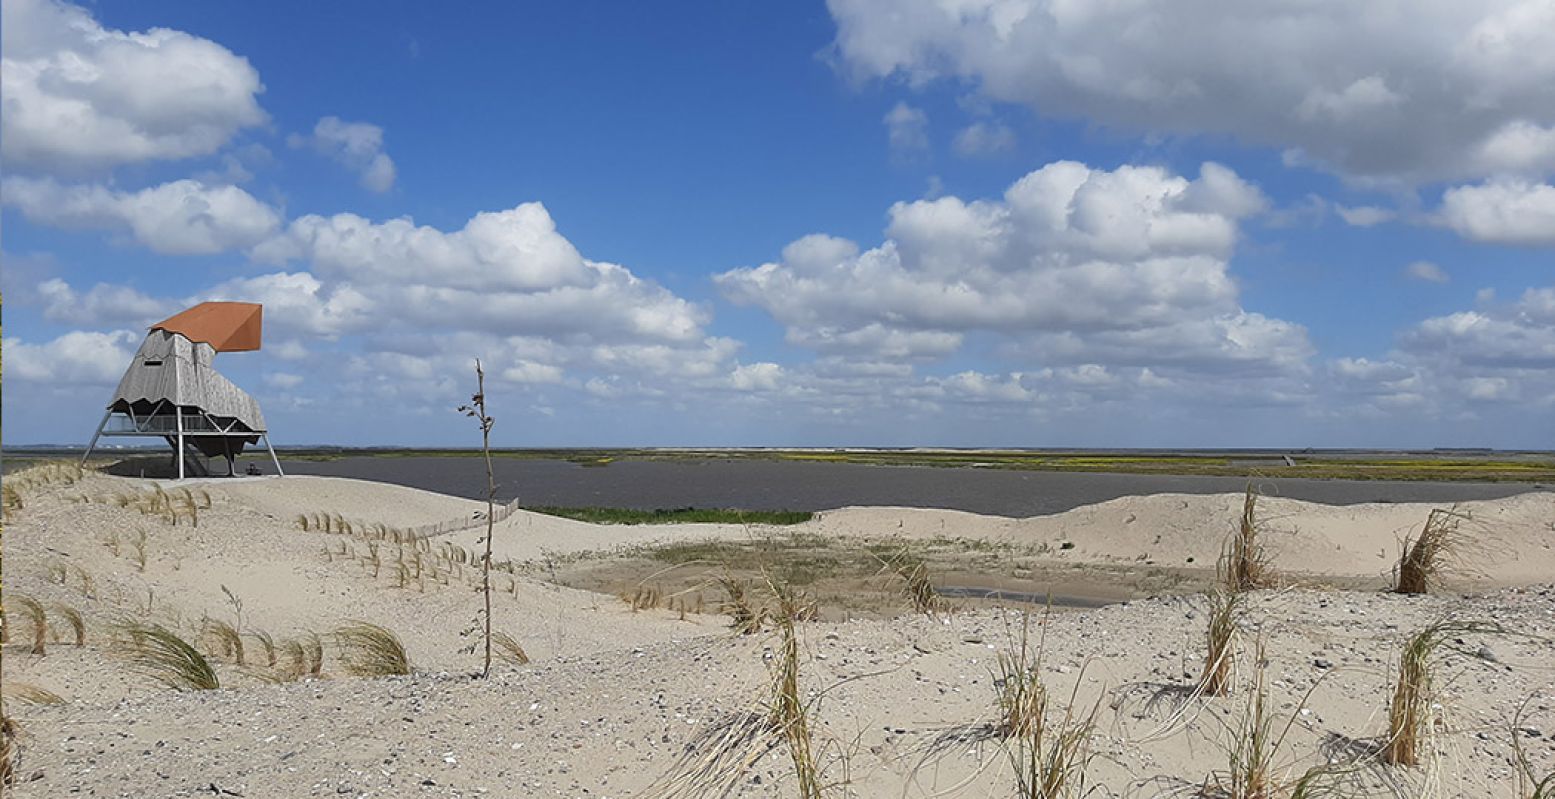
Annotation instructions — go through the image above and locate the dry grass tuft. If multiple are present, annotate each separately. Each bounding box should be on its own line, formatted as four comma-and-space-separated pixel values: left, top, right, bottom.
1209, 642, 1340, 799
281, 632, 326, 680
881, 548, 946, 617
0, 713, 17, 788
492, 630, 530, 666
72, 565, 96, 598
2, 484, 23, 514
766, 580, 822, 799
118, 622, 221, 691
13, 595, 48, 655
130, 529, 149, 572
1223, 483, 1277, 592
52, 604, 85, 646
1514, 693, 1554, 799
994, 610, 1100, 798
1383, 619, 1505, 767
1200, 590, 1242, 698
718, 575, 765, 635
203, 619, 246, 666
334, 622, 411, 677
248, 629, 277, 667
1394, 508, 1472, 595
2, 683, 65, 705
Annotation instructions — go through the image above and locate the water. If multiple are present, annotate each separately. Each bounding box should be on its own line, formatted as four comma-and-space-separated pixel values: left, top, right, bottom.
265, 456, 1546, 518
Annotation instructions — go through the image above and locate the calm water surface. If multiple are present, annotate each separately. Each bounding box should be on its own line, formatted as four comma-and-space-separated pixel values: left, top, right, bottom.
267, 457, 1548, 517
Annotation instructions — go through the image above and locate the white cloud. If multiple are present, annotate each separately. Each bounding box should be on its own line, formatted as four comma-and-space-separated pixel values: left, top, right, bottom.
937, 370, 1032, 402
1, 0, 266, 172
1403, 261, 1450, 284
883, 102, 929, 156
37, 277, 167, 325
290, 116, 397, 193
1326, 286, 1555, 419
264, 372, 304, 390
23, 198, 738, 408
256, 202, 708, 342
1, 177, 281, 255
952, 121, 1015, 156
717, 160, 1302, 376
501, 360, 565, 384
1335, 205, 1395, 227
2, 330, 138, 384
729, 362, 784, 391
827, 0, 1555, 184
1438, 179, 1555, 246
1403, 287, 1555, 369
195, 272, 373, 338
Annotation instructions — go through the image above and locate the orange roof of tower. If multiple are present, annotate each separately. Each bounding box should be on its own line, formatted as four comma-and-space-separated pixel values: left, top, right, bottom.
151, 302, 263, 352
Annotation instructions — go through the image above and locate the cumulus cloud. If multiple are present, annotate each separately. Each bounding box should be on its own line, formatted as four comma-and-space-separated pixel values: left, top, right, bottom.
2, 330, 139, 384
1330, 286, 1555, 417
1404, 261, 1450, 284
1, 177, 282, 255
827, 0, 1555, 185
1403, 287, 1555, 370
883, 102, 929, 157
1438, 179, 1555, 246
255, 202, 708, 342
16, 200, 741, 408
717, 160, 1303, 376
1, 0, 266, 172
37, 277, 167, 326
289, 116, 397, 193
195, 272, 373, 338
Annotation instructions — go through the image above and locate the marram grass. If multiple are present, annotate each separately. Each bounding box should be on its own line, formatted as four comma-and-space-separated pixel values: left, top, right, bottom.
334, 621, 411, 677
119, 622, 220, 691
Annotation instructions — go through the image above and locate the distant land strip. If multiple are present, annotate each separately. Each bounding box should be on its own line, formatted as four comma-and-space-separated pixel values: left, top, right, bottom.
17, 446, 1546, 483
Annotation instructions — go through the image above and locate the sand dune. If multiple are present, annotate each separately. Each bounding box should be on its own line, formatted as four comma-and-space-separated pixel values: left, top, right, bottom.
3, 470, 1551, 796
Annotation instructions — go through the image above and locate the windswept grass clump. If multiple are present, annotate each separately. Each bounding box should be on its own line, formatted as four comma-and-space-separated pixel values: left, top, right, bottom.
1383, 620, 1505, 767
203, 619, 245, 666
2, 683, 65, 706
766, 580, 822, 799
1224, 483, 1277, 592
2, 484, 23, 514
879, 548, 945, 617
13, 596, 48, 655
719, 575, 765, 635
281, 632, 325, 680
248, 629, 277, 667
994, 611, 1099, 798
119, 623, 221, 691
52, 604, 85, 646
1208, 642, 1342, 799
1, 713, 17, 788
1514, 694, 1554, 799
1394, 508, 1472, 595
492, 631, 530, 666
334, 622, 411, 677
1200, 590, 1243, 698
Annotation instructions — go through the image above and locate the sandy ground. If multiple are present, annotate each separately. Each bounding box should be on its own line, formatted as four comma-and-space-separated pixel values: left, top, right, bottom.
3, 469, 1552, 797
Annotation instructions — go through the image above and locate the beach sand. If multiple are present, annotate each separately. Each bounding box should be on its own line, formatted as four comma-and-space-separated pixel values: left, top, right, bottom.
3, 469, 1552, 796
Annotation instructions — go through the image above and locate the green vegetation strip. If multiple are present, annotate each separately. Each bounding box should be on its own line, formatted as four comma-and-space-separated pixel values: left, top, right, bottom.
528, 506, 813, 525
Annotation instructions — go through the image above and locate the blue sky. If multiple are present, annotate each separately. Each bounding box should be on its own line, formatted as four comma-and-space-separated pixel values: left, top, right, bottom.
3, 0, 1553, 448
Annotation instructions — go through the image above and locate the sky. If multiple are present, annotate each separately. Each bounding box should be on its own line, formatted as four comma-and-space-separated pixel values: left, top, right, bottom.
2, 0, 1553, 449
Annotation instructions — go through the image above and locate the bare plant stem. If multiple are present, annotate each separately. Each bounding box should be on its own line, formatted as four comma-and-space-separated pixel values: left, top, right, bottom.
460, 359, 498, 678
